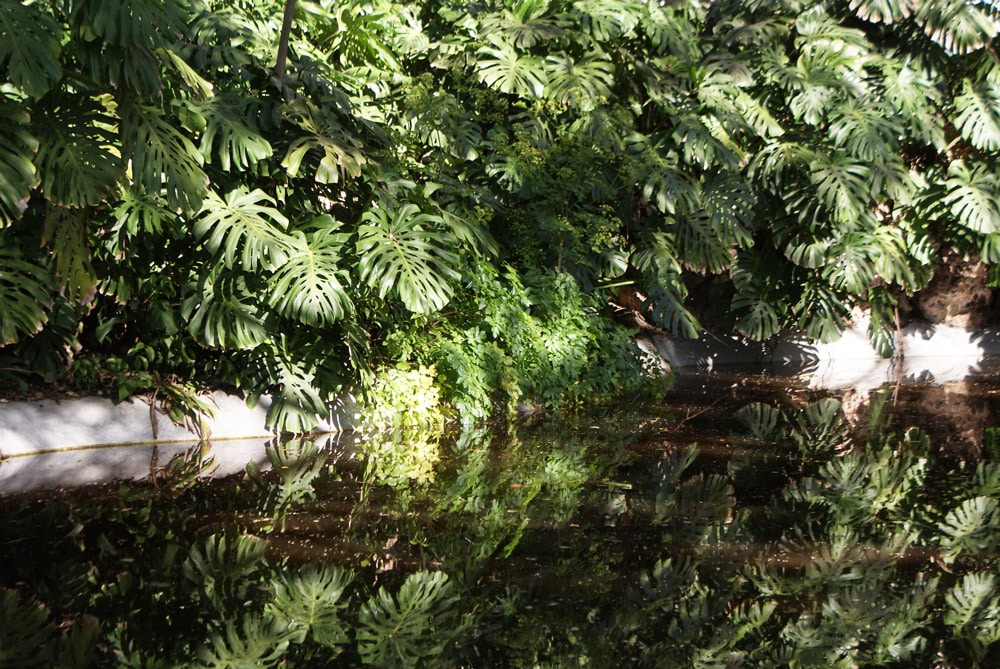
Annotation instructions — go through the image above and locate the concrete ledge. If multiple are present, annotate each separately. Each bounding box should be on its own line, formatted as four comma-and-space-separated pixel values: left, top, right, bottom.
645, 321, 1000, 391
0, 391, 358, 458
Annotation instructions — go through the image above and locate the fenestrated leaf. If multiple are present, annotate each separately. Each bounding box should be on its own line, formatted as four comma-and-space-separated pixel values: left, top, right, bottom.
476, 36, 546, 97
267, 219, 353, 326
822, 231, 877, 293
43, 207, 98, 304
809, 152, 872, 226
0, 101, 38, 225
925, 159, 1000, 235
0, 1, 63, 99
194, 188, 293, 271
795, 281, 849, 343
182, 271, 271, 350
120, 100, 208, 211
70, 0, 186, 48
267, 564, 353, 648
196, 615, 291, 669
628, 134, 700, 215
33, 95, 123, 208
0, 247, 52, 345
281, 100, 366, 185
953, 78, 1000, 152
849, 0, 914, 24
0, 589, 52, 667
943, 572, 1000, 656
543, 52, 615, 105
187, 94, 273, 171
356, 571, 462, 666
357, 203, 461, 314
915, 0, 1000, 54
939, 496, 1000, 563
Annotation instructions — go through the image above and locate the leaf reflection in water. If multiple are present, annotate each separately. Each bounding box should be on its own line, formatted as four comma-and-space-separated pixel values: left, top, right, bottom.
0, 386, 999, 666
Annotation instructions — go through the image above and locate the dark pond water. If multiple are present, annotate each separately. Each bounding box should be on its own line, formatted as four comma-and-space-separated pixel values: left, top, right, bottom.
2, 371, 1000, 667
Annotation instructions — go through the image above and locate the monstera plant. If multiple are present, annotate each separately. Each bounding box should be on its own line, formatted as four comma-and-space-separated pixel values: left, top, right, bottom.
2, 0, 1000, 430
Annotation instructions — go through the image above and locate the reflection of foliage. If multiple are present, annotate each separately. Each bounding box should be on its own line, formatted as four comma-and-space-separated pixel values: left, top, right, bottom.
357, 571, 470, 668
3, 395, 1000, 666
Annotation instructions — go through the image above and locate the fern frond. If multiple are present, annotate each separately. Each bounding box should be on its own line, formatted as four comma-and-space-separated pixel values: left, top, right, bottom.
0, 589, 52, 667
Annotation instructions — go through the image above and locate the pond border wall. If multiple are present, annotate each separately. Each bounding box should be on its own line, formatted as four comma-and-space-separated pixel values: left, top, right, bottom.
2, 321, 999, 492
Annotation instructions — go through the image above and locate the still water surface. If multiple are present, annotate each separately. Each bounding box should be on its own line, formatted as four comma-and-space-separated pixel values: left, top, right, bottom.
2, 371, 1000, 667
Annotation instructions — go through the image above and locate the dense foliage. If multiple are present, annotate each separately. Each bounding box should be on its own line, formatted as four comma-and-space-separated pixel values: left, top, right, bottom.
3, 0, 1000, 428
1, 389, 999, 666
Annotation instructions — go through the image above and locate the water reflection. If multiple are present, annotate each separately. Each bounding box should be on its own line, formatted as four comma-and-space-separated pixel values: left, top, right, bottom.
2, 383, 1000, 667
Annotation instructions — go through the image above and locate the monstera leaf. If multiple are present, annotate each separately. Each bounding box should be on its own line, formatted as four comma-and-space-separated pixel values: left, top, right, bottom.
266, 564, 353, 647
0, 589, 52, 667
356, 571, 465, 666
0, 101, 37, 225
357, 203, 461, 314
196, 615, 291, 669
476, 35, 546, 97
194, 188, 293, 271
33, 94, 123, 208
0, 1, 63, 99
0, 247, 52, 345
267, 219, 353, 327
120, 100, 208, 211
953, 78, 1000, 152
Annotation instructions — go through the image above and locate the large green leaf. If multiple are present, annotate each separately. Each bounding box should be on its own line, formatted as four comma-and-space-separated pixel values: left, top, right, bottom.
196, 615, 291, 669
33, 95, 123, 208
120, 101, 208, 211
0, 247, 52, 345
356, 571, 462, 666
357, 203, 461, 314
182, 271, 271, 350
0, 101, 38, 225
953, 78, 1000, 152
915, 0, 1000, 54
69, 0, 185, 48
281, 100, 366, 185
924, 159, 1000, 235
266, 564, 353, 647
0, 1, 63, 99
194, 188, 293, 272
267, 219, 353, 326
543, 52, 615, 105
808, 152, 872, 227
476, 36, 546, 97
0, 589, 51, 667
186, 94, 274, 171
43, 207, 98, 304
